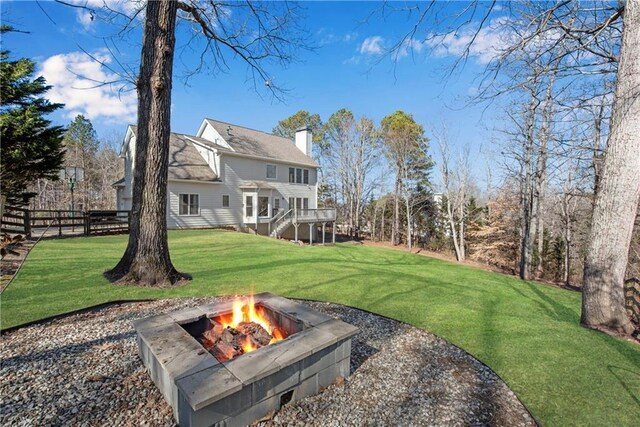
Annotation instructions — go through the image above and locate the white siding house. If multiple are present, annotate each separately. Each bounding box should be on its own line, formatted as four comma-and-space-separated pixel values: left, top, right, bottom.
116, 118, 335, 241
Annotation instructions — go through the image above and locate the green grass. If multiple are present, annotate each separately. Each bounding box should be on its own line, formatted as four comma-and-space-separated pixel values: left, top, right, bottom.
2, 230, 639, 426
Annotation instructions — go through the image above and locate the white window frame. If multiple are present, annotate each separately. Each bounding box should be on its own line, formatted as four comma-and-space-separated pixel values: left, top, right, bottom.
178, 193, 200, 216
266, 164, 277, 180
222, 194, 230, 208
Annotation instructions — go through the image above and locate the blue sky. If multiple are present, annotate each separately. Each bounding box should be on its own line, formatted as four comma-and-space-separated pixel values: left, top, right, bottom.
3, 1, 506, 191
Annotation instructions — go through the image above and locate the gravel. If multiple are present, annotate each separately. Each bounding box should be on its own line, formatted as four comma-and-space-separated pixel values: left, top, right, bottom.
1, 298, 535, 426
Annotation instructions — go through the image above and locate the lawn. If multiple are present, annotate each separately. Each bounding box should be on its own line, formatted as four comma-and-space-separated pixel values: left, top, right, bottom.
1, 230, 639, 426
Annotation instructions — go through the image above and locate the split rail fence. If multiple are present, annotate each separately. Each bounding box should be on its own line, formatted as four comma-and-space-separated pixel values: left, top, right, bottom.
1, 206, 130, 238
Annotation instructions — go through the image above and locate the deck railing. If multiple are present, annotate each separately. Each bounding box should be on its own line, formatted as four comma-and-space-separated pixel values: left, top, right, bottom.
293, 208, 336, 223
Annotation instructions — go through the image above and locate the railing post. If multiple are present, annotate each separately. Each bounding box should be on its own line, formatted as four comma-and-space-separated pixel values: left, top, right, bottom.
24, 209, 31, 238
84, 211, 90, 236
58, 211, 62, 236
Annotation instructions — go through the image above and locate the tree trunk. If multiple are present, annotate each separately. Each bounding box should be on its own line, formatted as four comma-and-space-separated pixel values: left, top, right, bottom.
581, 0, 640, 335
446, 196, 462, 261
519, 81, 538, 280
106, 0, 187, 286
405, 195, 412, 250
381, 199, 386, 241
393, 176, 400, 245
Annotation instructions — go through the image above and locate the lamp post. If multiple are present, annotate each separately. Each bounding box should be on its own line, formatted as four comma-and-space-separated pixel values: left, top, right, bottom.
64, 166, 84, 231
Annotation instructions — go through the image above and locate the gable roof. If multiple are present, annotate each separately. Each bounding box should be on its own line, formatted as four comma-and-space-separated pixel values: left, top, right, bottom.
128, 126, 219, 182
204, 118, 319, 167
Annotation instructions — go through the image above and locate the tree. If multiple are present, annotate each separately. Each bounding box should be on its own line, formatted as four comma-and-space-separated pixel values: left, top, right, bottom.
432, 123, 471, 261
322, 109, 381, 234
0, 33, 65, 205
64, 115, 99, 210
71, 0, 309, 285
581, 0, 640, 335
389, 1, 637, 335
381, 111, 428, 247
273, 111, 324, 146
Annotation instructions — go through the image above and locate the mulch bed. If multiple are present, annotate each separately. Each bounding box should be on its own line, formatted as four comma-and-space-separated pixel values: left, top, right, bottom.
0, 298, 535, 426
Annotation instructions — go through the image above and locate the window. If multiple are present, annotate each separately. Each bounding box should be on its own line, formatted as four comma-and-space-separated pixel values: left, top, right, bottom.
296, 197, 302, 212
289, 197, 295, 210
266, 164, 277, 180
272, 198, 280, 217
303, 169, 309, 184
222, 194, 230, 208
289, 168, 295, 183
258, 196, 269, 217
179, 194, 199, 216
303, 198, 309, 210
245, 195, 253, 217
296, 168, 302, 183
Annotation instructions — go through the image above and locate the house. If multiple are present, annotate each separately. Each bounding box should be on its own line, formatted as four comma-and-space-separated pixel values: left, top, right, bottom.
115, 118, 336, 242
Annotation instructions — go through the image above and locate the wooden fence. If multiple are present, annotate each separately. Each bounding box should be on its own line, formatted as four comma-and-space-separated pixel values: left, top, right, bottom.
1, 206, 130, 238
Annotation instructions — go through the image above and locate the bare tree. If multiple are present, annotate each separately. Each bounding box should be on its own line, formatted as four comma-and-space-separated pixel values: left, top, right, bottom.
389, 0, 637, 335
581, 0, 640, 335
323, 110, 380, 235
432, 123, 470, 261
55, 0, 308, 285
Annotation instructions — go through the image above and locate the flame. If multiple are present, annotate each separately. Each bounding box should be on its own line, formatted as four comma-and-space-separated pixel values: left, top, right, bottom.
239, 335, 258, 353
216, 295, 287, 354
269, 327, 285, 345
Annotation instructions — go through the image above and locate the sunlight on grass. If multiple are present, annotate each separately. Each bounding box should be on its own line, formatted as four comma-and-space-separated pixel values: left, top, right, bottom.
1, 230, 639, 426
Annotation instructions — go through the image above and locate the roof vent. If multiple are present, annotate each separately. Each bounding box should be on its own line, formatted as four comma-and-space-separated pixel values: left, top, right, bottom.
227, 125, 233, 136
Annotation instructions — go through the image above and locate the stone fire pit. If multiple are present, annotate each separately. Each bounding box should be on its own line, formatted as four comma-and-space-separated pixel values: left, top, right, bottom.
133, 293, 358, 426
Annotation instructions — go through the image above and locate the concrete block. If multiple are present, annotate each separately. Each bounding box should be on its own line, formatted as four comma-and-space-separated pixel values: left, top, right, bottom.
227, 392, 282, 427
335, 339, 352, 362
317, 364, 340, 389
296, 374, 319, 399
178, 385, 252, 427
318, 319, 359, 342
176, 364, 243, 411
251, 362, 300, 403
300, 344, 336, 380
167, 306, 206, 324
132, 314, 173, 333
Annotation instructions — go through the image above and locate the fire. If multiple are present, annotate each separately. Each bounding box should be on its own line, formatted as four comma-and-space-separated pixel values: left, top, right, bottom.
239, 335, 258, 353
216, 295, 286, 355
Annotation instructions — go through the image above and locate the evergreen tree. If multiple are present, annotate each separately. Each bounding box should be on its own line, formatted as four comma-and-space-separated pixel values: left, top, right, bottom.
272, 110, 324, 147
0, 34, 65, 205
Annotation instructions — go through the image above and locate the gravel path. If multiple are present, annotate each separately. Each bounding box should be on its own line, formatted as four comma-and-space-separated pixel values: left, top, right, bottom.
1, 298, 535, 426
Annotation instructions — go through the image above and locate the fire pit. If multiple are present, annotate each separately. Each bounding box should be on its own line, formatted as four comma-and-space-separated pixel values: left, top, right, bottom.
133, 293, 358, 427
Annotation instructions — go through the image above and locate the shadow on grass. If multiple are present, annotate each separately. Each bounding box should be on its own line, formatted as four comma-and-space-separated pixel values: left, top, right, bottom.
607, 365, 640, 407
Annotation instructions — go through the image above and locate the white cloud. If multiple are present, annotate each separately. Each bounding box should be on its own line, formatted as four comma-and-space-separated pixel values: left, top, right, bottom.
425, 18, 511, 64
359, 36, 384, 55
38, 50, 137, 124
67, 0, 145, 28
343, 32, 358, 43
76, 10, 95, 31
393, 38, 428, 60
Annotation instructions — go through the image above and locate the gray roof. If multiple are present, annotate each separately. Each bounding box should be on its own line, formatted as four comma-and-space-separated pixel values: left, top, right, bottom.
204, 119, 318, 167
129, 126, 219, 181
239, 180, 276, 190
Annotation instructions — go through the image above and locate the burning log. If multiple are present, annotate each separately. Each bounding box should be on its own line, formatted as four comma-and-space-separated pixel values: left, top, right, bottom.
198, 298, 290, 362
236, 322, 272, 346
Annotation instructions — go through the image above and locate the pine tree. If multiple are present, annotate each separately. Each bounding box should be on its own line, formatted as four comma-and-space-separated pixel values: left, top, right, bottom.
0, 36, 65, 205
